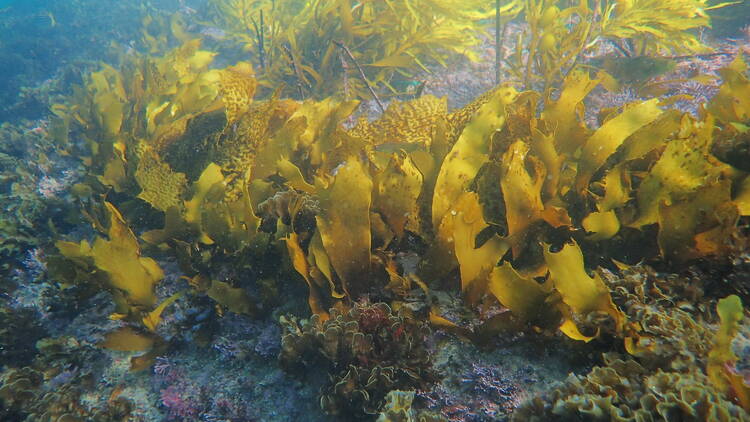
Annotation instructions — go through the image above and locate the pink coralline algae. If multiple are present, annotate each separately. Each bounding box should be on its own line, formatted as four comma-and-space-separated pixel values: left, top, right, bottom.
160, 384, 203, 419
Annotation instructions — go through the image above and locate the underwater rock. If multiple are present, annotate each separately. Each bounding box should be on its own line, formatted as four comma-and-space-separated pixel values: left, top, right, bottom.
0, 303, 46, 368
712, 127, 750, 172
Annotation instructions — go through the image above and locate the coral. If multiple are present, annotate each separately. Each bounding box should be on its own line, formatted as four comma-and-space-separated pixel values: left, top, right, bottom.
280, 301, 437, 418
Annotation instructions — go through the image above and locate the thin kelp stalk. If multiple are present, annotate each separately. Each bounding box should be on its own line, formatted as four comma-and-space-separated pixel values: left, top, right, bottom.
559, 18, 593, 84
495, 0, 501, 85
340, 49, 350, 101
334, 40, 385, 114
282, 44, 306, 100
523, 13, 539, 90
250, 10, 266, 69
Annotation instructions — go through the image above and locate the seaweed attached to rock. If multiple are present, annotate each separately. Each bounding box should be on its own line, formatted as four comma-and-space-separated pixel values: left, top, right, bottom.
280, 301, 437, 419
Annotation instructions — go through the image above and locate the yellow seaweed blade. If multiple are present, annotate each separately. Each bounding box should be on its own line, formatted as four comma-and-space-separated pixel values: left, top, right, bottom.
309, 230, 346, 299
657, 179, 738, 262
544, 240, 625, 335
582, 210, 620, 241
276, 158, 315, 194
488, 262, 551, 322
286, 233, 330, 320
500, 140, 545, 256
734, 175, 750, 216
185, 163, 224, 227
56, 240, 92, 263
432, 86, 515, 230
218, 62, 257, 125
95, 91, 124, 138
251, 116, 306, 183
143, 290, 186, 332
708, 51, 750, 123
707, 295, 744, 392
135, 146, 187, 212
374, 151, 424, 239
315, 157, 373, 298
541, 69, 599, 155
618, 109, 681, 162
207, 279, 256, 316
559, 317, 597, 343
99, 153, 128, 193
100, 326, 155, 352
597, 164, 631, 212
141, 206, 186, 245
92, 203, 163, 308
631, 115, 722, 227
575, 98, 662, 193
530, 128, 564, 201
452, 192, 509, 303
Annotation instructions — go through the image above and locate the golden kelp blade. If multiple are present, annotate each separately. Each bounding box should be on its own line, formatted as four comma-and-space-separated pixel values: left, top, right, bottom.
544, 240, 625, 336
582, 210, 620, 241
92, 202, 164, 308
143, 291, 186, 331
707, 295, 744, 393
631, 115, 722, 227
488, 262, 553, 323
658, 179, 738, 262
500, 140, 545, 257
135, 145, 187, 212
575, 99, 663, 193
432, 86, 516, 230
709, 54, 750, 123
100, 326, 155, 352
207, 279, 256, 316
357, 96, 448, 148
540, 70, 598, 156
217, 61, 257, 125
184, 163, 225, 243
451, 192, 509, 304
286, 233, 330, 320
315, 157, 373, 298
373, 151, 423, 239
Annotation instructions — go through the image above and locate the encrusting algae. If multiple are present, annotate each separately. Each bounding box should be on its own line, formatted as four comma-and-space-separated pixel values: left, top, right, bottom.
2, 0, 750, 420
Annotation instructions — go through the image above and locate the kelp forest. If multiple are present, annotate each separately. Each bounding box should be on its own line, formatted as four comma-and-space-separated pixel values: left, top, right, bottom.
2, 0, 750, 420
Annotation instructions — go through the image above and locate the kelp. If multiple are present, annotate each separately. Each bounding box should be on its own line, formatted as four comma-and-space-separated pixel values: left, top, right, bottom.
56, 202, 164, 311
496, 0, 736, 91
207, 0, 494, 99
48, 10, 750, 390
